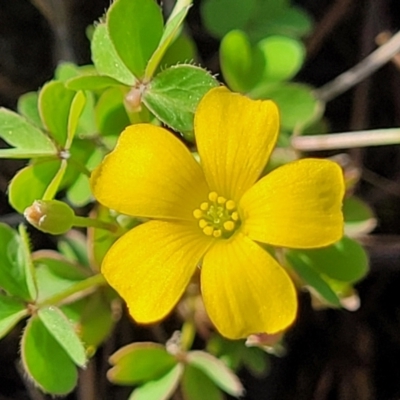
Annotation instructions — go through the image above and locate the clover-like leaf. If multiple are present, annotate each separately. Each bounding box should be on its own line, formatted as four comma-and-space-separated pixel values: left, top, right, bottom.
38, 306, 87, 367
286, 251, 341, 307
38, 81, 76, 147
107, 0, 164, 79
8, 159, 61, 213
91, 23, 136, 86
108, 342, 177, 385
0, 223, 36, 301
21, 316, 78, 395
181, 364, 223, 400
0, 295, 27, 339
289, 236, 369, 284
145, 0, 192, 79
128, 363, 184, 400
0, 108, 56, 158
343, 196, 377, 237
142, 64, 218, 140
186, 351, 244, 397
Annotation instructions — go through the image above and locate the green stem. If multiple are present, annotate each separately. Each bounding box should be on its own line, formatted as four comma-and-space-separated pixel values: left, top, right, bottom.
180, 320, 196, 351
291, 128, 400, 151
37, 273, 107, 308
73, 215, 119, 233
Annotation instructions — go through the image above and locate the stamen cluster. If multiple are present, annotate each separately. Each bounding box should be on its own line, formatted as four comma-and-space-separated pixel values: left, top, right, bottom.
193, 191, 240, 238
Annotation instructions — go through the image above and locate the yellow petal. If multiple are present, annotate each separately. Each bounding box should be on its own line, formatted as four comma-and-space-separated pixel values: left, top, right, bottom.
241, 158, 345, 248
91, 124, 209, 220
102, 220, 212, 323
201, 233, 297, 339
195, 87, 279, 202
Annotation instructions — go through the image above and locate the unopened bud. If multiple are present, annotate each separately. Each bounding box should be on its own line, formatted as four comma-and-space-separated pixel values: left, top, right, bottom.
24, 200, 75, 235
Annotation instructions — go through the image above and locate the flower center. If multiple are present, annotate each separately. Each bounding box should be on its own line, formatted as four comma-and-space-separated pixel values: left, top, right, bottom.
193, 191, 241, 238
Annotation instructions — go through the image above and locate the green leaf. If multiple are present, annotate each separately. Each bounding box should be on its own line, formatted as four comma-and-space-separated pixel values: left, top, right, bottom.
129, 363, 184, 400
145, 2, 191, 79
38, 81, 76, 146
0, 108, 56, 158
241, 346, 270, 377
107, 0, 164, 79
67, 147, 103, 206
0, 295, 27, 339
220, 30, 264, 93
66, 91, 86, 148
251, 83, 323, 131
186, 351, 244, 397
286, 251, 341, 306
91, 23, 136, 86
0, 223, 35, 301
76, 91, 97, 137
142, 65, 218, 140
42, 159, 68, 201
343, 196, 377, 237
70, 290, 115, 349
290, 237, 369, 284
95, 87, 130, 137
257, 36, 305, 82
38, 306, 87, 367
21, 316, 78, 395
58, 231, 90, 268
201, 0, 256, 38
108, 342, 177, 385
88, 205, 123, 268
66, 74, 122, 91
55, 62, 81, 81
8, 159, 61, 213
159, 33, 196, 70
18, 224, 38, 300
247, 4, 313, 42
17, 91, 43, 129
181, 364, 223, 400
34, 254, 89, 302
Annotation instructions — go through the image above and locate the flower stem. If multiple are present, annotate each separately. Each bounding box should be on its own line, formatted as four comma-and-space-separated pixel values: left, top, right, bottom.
37, 273, 107, 308
180, 320, 196, 351
73, 215, 119, 233
291, 128, 400, 151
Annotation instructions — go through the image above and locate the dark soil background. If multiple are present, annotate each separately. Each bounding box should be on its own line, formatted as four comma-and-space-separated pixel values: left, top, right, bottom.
1, 0, 400, 399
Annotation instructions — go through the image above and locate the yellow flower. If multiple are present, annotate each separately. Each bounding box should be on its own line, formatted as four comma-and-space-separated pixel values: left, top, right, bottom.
91, 87, 344, 339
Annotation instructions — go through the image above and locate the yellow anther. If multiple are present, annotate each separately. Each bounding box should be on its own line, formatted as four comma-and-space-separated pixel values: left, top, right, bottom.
231, 212, 239, 221
223, 221, 235, 231
199, 219, 208, 229
213, 229, 222, 238
203, 226, 214, 236
208, 192, 218, 202
225, 200, 236, 211
217, 196, 226, 204
193, 209, 203, 219
200, 202, 209, 211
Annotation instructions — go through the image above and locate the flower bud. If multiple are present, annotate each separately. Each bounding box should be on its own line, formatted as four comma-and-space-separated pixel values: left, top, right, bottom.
24, 200, 75, 235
